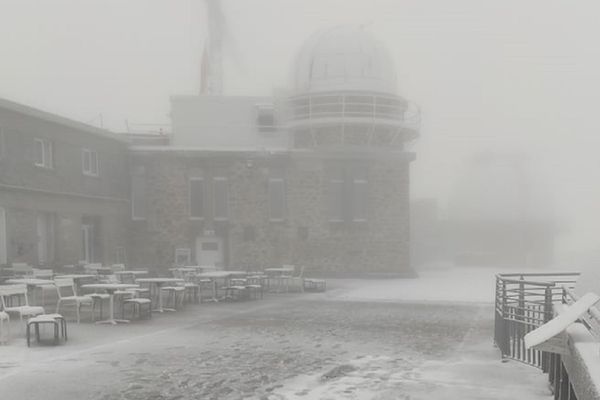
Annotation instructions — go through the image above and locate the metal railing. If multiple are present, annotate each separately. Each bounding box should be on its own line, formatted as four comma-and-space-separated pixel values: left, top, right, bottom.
494, 272, 585, 400
286, 92, 421, 130
494, 272, 580, 369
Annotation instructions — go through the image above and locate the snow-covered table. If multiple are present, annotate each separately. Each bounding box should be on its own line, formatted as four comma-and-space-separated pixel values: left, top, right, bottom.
81, 283, 140, 325
134, 278, 184, 312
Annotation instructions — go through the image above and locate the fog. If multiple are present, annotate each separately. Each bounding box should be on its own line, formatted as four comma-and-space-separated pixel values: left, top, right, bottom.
2, 0, 600, 265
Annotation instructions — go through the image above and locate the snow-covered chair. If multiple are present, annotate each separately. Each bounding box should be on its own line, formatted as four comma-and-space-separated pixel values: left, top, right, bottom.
54, 278, 93, 323
0, 311, 10, 344
0, 284, 45, 327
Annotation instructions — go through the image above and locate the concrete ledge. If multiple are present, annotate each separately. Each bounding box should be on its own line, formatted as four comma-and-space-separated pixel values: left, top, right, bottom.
563, 323, 600, 400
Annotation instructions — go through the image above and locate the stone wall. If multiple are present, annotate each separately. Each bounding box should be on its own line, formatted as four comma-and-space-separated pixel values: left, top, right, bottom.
129, 150, 413, 276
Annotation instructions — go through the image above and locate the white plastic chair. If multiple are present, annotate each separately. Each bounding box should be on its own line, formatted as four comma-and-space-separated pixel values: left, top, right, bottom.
0, 311, 10, 344
54, 278, 93, 323
0, 284, 45, 328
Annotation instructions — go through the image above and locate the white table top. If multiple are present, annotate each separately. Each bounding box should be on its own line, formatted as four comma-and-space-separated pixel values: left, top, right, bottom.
197, 271, 247, 279
81, 283, 139, 291
6, 278, 55, 286
114, 270, 149, 275
135, 278, 184, 284
54, 274, 97, 280
264, 267, 295, 273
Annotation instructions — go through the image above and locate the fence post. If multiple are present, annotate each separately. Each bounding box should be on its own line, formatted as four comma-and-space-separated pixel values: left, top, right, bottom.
542, 286, 553, 373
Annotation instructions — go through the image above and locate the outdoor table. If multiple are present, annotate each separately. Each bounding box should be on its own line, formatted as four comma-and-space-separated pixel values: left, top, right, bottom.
5, 278, 56, 305
196, 271, 247, 302
114, 270, 148, 284
264, 267, 294, 274
114, 270, 149, 276
264, 267, 294, 293
135, 278, 184, 312
81, 283, 140, 325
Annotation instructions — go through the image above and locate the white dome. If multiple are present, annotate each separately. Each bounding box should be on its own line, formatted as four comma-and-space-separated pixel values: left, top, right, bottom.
293, 26, 398, 95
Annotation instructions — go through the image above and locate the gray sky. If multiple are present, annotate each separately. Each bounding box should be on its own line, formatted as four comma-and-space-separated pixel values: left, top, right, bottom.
2, 0, 600, 259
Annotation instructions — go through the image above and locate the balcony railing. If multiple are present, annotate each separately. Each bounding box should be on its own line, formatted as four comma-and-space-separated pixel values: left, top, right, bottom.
286, 92, 420, 130
494, 272, 591, 400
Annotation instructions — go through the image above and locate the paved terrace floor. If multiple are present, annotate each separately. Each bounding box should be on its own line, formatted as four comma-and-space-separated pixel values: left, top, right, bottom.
0, 267, 553, 400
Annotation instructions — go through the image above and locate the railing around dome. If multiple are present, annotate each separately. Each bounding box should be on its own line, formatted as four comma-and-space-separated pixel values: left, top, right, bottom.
286, 92, 420, 130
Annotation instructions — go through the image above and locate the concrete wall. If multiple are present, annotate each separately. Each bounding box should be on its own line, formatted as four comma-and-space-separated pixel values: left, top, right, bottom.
0, 105, 130, 267
170, 95, 289, 149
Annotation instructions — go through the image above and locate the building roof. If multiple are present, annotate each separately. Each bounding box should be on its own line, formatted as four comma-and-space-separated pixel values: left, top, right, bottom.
0, 97, 129, 143
293, 26, 398, 95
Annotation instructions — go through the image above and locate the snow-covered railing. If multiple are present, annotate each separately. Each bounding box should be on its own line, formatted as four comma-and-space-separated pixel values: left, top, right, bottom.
493, 272, 600, 400
494, 272, 580, 369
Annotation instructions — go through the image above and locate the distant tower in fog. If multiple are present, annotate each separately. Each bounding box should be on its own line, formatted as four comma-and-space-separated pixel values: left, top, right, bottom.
287, 26, 419, 150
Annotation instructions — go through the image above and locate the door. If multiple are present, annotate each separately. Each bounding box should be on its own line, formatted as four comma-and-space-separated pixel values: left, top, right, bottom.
37, 213, 55, 265
81, 223, 94, 263
0, 207, 6, 265
195, 236, 223, 266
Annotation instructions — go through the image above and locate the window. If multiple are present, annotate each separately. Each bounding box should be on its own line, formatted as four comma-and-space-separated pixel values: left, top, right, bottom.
175, 248, 191, 266
352, 178, 368, 222
256, 104, 276, 133
329, 177, 345, 222
268, 178, 286, 221
213, 177, 229, 220
34, 138, 53, 169
131, 167, 147, 220
328, 164, 369, 223
37, 212, 56, 265
82, 148, 99, 176
189, 178, 204, 220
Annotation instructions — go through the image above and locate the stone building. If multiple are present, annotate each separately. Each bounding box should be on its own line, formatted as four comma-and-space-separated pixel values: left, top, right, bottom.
128, 26, 420, 275
0, 26, 419, 276
0, 98, 130, 267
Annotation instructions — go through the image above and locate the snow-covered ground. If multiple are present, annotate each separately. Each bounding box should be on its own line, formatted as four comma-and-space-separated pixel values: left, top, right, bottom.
0, 267, 554, 400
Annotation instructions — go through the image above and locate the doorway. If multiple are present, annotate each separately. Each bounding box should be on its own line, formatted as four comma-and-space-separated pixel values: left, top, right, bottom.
195, 236, 224, 266
81, 223, 95, 263
37, 212, 55, 265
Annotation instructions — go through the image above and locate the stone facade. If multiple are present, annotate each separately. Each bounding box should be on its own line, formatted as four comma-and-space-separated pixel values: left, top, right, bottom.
127, 149, 414, 276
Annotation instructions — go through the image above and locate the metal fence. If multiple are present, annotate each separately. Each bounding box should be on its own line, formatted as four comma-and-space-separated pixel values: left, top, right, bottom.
494, 272, 581, 399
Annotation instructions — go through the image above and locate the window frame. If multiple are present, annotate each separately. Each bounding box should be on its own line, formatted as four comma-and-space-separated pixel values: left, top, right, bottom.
328, 177, 345, 223
34, 138, 53, 169
351, 177, 369, 222
82, 148, 99, 177
189, 177, 205, 220
212, 176, 229, 221
131, 167, 147, 221
256, 103, 276, 133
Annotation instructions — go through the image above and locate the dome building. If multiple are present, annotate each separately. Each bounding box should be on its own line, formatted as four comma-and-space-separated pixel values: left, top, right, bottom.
287, 26, 419, 150
126, 26, 419, 276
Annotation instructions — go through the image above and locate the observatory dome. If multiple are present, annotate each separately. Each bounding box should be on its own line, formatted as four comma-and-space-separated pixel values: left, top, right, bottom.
293, 26, 398, 95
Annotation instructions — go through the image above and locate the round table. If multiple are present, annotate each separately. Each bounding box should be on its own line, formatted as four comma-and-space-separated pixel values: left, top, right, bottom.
81, 283, 140, 325
196, 271, 247, 302
135, 278, 184, 312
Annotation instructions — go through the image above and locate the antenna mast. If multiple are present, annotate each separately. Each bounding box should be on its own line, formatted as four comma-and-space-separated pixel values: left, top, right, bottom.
201, 0, 224, 95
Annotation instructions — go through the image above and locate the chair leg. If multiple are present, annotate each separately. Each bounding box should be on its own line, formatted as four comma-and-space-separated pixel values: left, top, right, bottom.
26, 323, 31, 347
